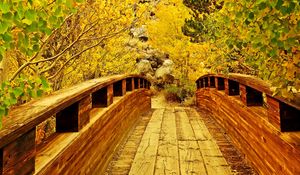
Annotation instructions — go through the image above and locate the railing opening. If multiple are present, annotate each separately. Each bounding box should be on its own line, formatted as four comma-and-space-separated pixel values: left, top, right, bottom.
227, 80, 239, 96
92, 87, 108, 107
204, 77, 209, 87
113, 81, 123, 96
280, 103, 300, 132
126, 78, 133, 91
134, 78, 139, 89
217, 77, 225, 90
240, 85, 263, 106
56, 102, 79, 132
210, 77, 215, 88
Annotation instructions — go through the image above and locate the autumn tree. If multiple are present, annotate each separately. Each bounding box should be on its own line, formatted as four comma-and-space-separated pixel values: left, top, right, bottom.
183, 0, 300, 102
0, 0, 149, 127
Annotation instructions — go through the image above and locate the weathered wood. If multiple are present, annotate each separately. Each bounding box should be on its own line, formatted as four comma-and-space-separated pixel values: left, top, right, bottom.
267, 95, 280, 130
36, 89, 151, 175
155, 108, 179, 175
187, 108, 231, 175
178, 141, 207, 175
129, 109, 164, 175
197, 73, 300, 108
78, 95, 92, 130
196, 88, 300, 175
132, 78, 135, 90
0, 74, 150, 149
1, 129, 35, 175
175, 108, 195, 141
107, 84, 113, 106
106, 110, 153, 175
122, 79, 126, 96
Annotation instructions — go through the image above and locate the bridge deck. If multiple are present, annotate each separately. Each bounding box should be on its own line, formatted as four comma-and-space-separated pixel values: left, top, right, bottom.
105, 95, 256, 175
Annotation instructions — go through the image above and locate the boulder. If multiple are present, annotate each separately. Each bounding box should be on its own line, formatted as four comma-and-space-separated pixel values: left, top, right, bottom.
136, 59, 153, 75
155, 59, 174, 79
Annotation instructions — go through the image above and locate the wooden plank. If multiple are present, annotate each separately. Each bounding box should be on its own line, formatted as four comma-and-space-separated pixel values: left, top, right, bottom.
196, 88, 300, 175
78, 95, 92, 130
187, 108, 231, 175
155, 108, 179, 175
107, 84, 113, 106
36, 90, 151, 175
122, 79, 126, 96
175, 107, 195, 141
1, 129, 36, 175
129, 109, 164, 175
178, 141, 207, 175
106, 110, 153, 175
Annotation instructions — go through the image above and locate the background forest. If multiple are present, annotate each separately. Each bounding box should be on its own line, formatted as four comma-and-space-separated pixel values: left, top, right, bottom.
0, 0, 299, 128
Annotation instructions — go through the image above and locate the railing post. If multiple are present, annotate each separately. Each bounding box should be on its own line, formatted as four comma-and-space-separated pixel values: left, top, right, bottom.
78, 95, 92, 130
132, 78, 135, 90
122, 79, 126, 95
108, 84, 113, 105
138, 78, 141, 89
1, 129, 36, 175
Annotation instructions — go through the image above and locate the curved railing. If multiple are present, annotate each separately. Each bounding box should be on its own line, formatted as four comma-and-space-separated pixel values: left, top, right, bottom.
195, 73, 300, 175
0, 74, 151, 174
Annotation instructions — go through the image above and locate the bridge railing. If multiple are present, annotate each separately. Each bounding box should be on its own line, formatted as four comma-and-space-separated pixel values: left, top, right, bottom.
195, 73, 300, 175
196, 73, 300, 132
0, 74, 151, 175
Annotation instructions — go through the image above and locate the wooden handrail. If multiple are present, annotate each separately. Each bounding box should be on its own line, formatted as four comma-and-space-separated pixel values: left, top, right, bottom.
196, 73, 300, 110
0, 74, 151, 175
0, 74, 149, 148
195, 73, 300, 175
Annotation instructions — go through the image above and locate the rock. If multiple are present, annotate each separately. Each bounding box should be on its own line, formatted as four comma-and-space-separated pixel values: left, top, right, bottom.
155, 59, 174, 81
136, 59, 153, 75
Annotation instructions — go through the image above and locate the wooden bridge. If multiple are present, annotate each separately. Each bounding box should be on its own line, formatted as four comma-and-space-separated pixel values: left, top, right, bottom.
0, 74, 299, 175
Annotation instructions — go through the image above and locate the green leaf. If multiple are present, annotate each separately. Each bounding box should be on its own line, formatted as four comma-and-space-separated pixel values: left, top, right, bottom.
41, 77, 49, 89
248, 12, 254, 20
13, 87, 23, 97
25, 9, 37, 22
0, 21, 9, 34
2, 32, 13, 42
9, 98, 17, 105
37, 89, 43, 97
259, 2, 267, 10
275, 0, 283, 10
0, 2, 11, 14
66, 0, 74, 8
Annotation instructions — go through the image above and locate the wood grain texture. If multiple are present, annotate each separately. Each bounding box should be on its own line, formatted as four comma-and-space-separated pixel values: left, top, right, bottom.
129, 109, 164, 175
35, 89, 151, 175
1, 129, 35, 175
196, 88, 300, 175
0, 74, 150, 149
197, 73, 300, 109
155, 108, 179, 175
105, 110, 153, 175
